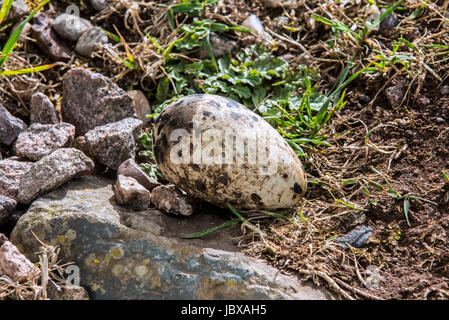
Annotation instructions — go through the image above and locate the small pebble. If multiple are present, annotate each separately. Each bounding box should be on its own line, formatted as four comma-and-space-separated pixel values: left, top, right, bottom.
417, 96, 430, 105
358, 94, 371, 104
380, 8, 399, 30
52, 13, 93, 42
75, 27, 108, 57
334, 226, 373, 248
440, 85, 449, 96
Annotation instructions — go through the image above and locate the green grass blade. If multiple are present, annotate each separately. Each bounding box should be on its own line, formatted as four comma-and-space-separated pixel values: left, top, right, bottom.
167, 8, 176, 31
0, 0, 50, 68
0, 63, 55, 75
203, 34, 218, 72
171, 3, 202, 14
103, 30, 121, 43
442, 170, 449, 182
183, 218, 240, 239
403, 197, 411, 226
363, 0, 404, 35
0, 0, 13, 24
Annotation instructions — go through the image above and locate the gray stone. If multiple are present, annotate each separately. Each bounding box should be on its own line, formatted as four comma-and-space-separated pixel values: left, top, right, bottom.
385, 83, 405, 107
14, 123, 75, 161
16, 148, 94, 204
62, 68, 136, 135
358, 94, 371, 104
241, 14, 272, 43
127, 90, 151, 126
0, 159, 33, 200
84, 118, 142, 170
90, 0, 110, 11
11, 176, 334, 300
0, 101, 27, 146
31, 13, 73, 61
30, 92, 60, 125
380, 8, 399, 30
117, 158, 161, 191
334, 226, 373, 248
75, 27, 108, 57
440, 85, 449, 96
151, 184, 193, 217
52, 13, 93, 42
113, 175, 151, 210
0, 195, 16, 226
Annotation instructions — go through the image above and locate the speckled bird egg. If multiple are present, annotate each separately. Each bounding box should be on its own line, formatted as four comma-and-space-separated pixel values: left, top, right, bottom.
152, 94, 307, 210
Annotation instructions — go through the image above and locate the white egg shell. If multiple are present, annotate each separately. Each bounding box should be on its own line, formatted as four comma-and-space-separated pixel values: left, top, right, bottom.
152, 94, 306, 210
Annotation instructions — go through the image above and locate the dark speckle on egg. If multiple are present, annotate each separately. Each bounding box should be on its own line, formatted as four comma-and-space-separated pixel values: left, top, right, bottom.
195, 180, 207, 191
226, 99, 240, 108
161, 134, 168, 147
292, 183, 303, 194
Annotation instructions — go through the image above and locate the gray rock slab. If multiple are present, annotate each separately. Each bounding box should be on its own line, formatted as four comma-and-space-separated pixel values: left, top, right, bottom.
11, 176, 334, 300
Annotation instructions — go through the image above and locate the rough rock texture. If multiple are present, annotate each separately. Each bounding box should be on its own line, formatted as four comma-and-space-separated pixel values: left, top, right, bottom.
16, 148, 94, 204
0, 159, 33, 200
127, 90, 151, 126
0, 241, 40, 282
0, 0, 28, 22
0, 195, 16, 226
52, 13, 93, 42
14, 123, 75, 161
113, 175, 151, 210
11, 176, 334, 300
151, 185, 193, 216
75, 27, 108, 57
31, 13, 72, 61
385, 83, 406, 107
84, 118, 142, 170
0, 102, 27, 146
334, 226, 373, 249
117, 158, 160, 191
30, 93, 60, 124
380, 8, 399, 30
62, 68, 136, 135
47, 285, 89, 300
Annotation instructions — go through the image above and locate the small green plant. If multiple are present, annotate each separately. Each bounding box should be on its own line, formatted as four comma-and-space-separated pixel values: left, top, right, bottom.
369, 167, 438, 226
313, 0, 405, 48
151, 42, 370, 157
166, 0, 220, 30
0, 0, 55, 75
137, 132, 165, 181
